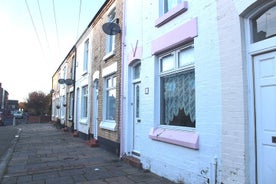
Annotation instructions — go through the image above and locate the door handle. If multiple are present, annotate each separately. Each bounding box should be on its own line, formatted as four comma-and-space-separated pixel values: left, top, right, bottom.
272, 136, 276, 143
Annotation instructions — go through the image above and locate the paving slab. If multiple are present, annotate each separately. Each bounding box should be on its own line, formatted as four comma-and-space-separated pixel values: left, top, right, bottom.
0, 123, 175, 184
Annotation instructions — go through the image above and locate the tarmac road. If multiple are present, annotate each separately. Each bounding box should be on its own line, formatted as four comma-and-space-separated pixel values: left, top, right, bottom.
0, 123, 175, 184
0, 126, 19, 159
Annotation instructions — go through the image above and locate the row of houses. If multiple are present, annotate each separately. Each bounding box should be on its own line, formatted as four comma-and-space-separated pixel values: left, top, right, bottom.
51, 0, 276, 183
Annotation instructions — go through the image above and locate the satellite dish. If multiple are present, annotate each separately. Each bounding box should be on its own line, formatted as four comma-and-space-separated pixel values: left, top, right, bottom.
58, 79, 65, 84
65, 79, 74, 85
102, 22, 121, 35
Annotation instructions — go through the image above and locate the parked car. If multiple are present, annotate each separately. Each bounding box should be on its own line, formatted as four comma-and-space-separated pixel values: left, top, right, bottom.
13, 111, 23, 119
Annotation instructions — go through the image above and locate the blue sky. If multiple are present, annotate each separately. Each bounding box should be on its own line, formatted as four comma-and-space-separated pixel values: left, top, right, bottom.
0, 0, 105, 102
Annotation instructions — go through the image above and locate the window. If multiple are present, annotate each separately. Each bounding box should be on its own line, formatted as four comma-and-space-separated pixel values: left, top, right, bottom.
83, 39, 89, 72
69, 92, 73, 120
252, 6, 276, 42
81, 86, 88, 118
133, 63, 141, 80
105, 75, 116, 121
106, 8, 116, 54
159, 45, 195, 128
71, 56, 75, 80
62, 66, 66, 79
160, 0, 185, 15
135, 85, 140, 118
61, 95, 65, 117
133, 63, 141, 118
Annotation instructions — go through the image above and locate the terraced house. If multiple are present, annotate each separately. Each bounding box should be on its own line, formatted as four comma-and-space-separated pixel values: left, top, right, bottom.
89, 0, 123, 154
52, 0, 123, 154
124, 0, 276, 183
51, 47, 76, 129
52, 0, 276, 183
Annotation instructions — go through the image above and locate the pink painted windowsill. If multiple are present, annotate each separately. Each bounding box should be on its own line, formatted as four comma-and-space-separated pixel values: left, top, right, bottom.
155, 1, 188, 27
149, 127, 199, 149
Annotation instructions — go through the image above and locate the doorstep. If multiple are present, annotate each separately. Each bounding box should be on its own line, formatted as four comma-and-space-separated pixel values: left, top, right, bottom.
123, 155, 142, 169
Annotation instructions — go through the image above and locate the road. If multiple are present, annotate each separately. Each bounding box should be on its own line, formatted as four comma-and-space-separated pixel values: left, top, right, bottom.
0, 123, 175, 184
2, 115, 27, 127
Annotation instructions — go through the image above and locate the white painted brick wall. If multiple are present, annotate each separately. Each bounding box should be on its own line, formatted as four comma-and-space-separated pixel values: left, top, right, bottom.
124, 0, 223, 183
74, 31, 91, 134
217, 0, 248, 183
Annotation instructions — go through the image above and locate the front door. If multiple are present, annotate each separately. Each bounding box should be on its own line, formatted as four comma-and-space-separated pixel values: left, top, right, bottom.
254, 51, 276, 183
93, 80, 99, 139
132, 82, 141, 156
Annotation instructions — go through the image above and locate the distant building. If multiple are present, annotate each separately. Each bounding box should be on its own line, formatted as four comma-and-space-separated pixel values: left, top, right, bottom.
0, 82, 9, 115
51, 46, 76, 130
52, 0, 123, 155
0, 82, 4, 110
7, 100, 19, 115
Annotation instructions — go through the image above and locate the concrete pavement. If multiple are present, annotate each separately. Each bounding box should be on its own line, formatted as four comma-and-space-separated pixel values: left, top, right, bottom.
0, 123, 175, 184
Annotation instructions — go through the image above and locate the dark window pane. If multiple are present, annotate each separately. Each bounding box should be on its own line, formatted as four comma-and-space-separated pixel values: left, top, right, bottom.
252, 6, 276, 42
134, 64, 141, 79
161, 70, 195, 127
136, 85, 140, 118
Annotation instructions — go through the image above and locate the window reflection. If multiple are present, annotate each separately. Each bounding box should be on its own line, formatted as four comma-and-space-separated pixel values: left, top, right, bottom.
252, 6, 276, 42
134, 63, 141, 80
105, 75, 116, 121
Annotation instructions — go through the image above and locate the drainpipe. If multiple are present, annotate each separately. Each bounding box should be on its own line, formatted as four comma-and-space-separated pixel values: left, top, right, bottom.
120, 0, 127, 158
210, 157, 218, 184
72, 46, 77, 132
51, 76, 54, 122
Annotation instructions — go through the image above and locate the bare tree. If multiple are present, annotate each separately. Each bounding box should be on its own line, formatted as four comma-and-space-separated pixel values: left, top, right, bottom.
26, 91, 50, 115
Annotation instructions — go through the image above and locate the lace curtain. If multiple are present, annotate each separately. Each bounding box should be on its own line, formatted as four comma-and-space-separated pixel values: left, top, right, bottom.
163, 70, 195, 125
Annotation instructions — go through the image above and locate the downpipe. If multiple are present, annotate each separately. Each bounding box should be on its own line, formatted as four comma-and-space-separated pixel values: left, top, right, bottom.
209, 157, 218, 184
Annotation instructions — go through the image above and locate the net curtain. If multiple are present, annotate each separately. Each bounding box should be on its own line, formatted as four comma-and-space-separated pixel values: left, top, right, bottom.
163, 71, 195, 125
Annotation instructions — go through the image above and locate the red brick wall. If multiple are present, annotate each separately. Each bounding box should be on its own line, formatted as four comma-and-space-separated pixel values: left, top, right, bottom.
28, 115, 51, 123
90, 0, 123, 143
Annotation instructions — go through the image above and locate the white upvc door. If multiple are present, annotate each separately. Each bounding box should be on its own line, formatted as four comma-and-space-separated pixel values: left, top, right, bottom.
254, 51, 276, 184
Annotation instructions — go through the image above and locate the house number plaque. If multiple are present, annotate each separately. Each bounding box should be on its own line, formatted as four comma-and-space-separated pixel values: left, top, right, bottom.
272, 136, 276, 143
